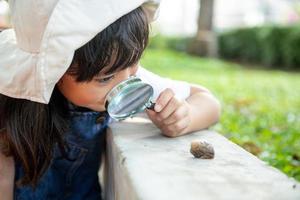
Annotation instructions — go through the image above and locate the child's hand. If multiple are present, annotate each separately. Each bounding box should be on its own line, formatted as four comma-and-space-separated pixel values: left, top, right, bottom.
146, 88, 191, 137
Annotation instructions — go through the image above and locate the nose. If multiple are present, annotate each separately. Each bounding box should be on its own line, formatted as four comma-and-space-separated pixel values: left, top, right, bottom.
125, 65, 138, 78
119, 65, 138, 82
123, 68, 133, 80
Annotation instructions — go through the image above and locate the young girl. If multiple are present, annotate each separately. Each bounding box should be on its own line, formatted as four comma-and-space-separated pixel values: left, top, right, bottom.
0, 0, 221, 199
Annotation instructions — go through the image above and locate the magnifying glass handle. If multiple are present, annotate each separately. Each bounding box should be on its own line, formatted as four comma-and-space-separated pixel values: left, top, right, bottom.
146, 101, 156, 111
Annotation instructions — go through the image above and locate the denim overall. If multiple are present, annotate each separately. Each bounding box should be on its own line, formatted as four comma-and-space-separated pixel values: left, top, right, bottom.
14, 106, 111, 200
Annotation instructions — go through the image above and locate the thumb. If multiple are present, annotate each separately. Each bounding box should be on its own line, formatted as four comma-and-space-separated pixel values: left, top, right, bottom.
146, 109, 157, 121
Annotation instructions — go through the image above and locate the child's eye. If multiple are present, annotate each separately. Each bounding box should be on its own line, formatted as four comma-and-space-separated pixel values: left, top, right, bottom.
97, 75, 115, 84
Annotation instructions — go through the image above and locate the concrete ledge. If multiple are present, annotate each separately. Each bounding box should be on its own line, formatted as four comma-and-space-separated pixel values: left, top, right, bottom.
102, 116, 300, 200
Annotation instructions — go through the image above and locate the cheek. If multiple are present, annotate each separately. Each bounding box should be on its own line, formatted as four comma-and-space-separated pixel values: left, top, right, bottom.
72, 87, 101, 105
58, 76, 107, 106
78, 87, 112, 106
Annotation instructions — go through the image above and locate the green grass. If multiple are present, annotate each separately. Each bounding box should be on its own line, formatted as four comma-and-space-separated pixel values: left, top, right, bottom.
140, 48, 300, 182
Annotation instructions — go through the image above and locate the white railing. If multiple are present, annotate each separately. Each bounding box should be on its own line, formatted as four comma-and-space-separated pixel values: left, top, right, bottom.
100, 115, 300, 200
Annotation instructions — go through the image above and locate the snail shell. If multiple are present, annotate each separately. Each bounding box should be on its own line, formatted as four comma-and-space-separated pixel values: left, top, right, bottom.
190, 140, 214, 159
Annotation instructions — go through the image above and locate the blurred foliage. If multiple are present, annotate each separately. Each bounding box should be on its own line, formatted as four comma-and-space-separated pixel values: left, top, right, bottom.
148, 34, 192, 52
218, 25, 300, 69
149, 26, 300, 70
141, 48, 300, 182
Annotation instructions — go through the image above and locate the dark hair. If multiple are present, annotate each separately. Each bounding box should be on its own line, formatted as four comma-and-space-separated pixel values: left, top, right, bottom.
67, 6, 149, 81
0, 6, 149, 187
0, 88, 70, 187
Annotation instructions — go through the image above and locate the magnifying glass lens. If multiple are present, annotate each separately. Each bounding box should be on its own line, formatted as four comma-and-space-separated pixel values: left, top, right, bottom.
106, 77, 154, 120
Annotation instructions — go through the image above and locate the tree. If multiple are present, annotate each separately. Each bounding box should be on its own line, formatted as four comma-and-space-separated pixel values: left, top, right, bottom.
188, 0, 217, 57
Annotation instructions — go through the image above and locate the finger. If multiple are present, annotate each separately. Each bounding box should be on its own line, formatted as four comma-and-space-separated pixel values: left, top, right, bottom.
167, 117, 190, 135
158, 96, 182, 120
163, 104, 188, 125
145, 109, 161, 128
161, 125, 180, 138
146, 109, 157, 121
154, 88, 175, 112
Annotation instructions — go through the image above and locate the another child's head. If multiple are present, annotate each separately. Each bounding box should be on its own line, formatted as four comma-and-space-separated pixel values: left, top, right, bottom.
0, 6, 149, 187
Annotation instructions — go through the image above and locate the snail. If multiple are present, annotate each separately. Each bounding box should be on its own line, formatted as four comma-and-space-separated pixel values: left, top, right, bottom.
190, 140, 214, 159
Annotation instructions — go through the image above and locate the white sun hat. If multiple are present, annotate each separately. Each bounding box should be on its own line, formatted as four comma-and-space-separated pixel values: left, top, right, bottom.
0, 0, 160, 104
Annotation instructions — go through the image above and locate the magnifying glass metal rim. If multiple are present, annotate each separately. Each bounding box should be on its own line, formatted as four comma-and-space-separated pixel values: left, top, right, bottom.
105, 76, 155, 120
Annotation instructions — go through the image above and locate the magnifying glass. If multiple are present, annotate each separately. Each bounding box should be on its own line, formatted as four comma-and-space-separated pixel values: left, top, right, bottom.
105, 76, 156, 121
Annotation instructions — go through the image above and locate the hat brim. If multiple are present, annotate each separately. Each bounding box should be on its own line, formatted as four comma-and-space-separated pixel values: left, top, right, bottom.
0, 0, 160, 104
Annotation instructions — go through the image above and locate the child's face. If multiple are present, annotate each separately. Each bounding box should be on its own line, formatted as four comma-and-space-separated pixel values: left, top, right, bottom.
57, 64, 139, 111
